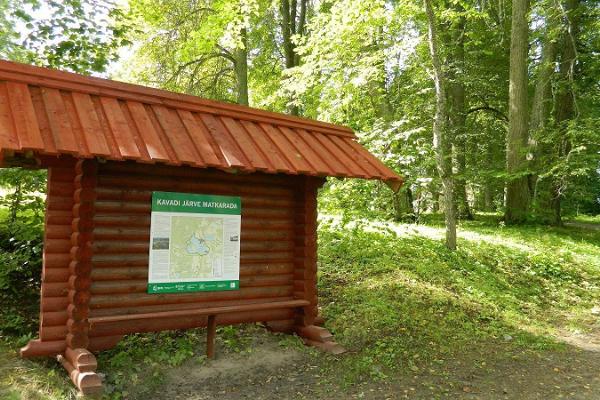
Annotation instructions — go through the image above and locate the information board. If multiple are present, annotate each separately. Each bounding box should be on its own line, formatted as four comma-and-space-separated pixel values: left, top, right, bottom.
147, 191, 241, 294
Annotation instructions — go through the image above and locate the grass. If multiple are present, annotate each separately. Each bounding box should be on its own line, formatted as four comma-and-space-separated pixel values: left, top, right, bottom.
315, 215, 600, 383
1, 213, 599, 398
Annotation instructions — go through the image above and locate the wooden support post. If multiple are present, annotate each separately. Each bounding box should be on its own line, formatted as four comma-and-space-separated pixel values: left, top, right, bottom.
206, 315, 217, 359
61, 159, 103, 395
293, 176, 345, 355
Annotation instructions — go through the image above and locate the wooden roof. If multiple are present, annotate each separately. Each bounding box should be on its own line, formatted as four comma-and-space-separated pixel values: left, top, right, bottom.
0, 60, 401, 187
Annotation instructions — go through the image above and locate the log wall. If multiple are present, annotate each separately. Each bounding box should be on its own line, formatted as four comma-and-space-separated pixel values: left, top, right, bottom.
88, 162, 323, 339
23, 159, 324, 356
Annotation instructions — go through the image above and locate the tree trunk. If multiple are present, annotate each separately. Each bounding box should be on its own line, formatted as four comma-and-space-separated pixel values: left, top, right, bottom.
393, 188, 415, 222
550, 0, 579, 225
425, 0, 457, 250
280, 0, 307, 116
234, 28, 249, 106
9, 178, 22, 224
446, 10, 473, 220
504, 0, 530, 224
483, 184, 495, 211
529, 11, 559, 219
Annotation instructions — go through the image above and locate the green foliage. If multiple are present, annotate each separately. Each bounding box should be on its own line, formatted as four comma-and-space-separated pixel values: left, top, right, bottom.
122, 0, 277, 105
0, 169, 46, 338
13, 0, 133, 74
317, 217, 600, 382
98, 330, 201, 398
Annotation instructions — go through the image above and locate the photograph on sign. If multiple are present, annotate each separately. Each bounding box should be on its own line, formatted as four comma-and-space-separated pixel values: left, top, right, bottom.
148, 192, 241, 294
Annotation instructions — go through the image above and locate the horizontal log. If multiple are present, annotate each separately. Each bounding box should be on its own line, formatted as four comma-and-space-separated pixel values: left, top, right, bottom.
94, 214, 150, 227
48, 166, 76, 182
45, 253, 71, 268
20, 338, 65, 358
97, 176, 295, 198
89, 299, 308, 325
46, 209, 73, 225
241, 240, 294, 252
47, 196, 73, 211
88, 296, 294, 317
90, 262, 294, 281
41, 310, 68, 326
93, 241, 148, 254
91, 280, 147, 294
42, 268, 70, 283
40, 324, 67, 341
241, 229, 294, 241
91, 239, 293, 255
92, 253, 147, 267
98, 162, 302, 186
58, 355, 102, 396
47, 181, 75, 197
92, 228, 295, 243
94, 187, 297, 209
91, 266, 147, 280
241, 251, 294, 261
45, 224, 72, 239
90, 286, 294, 309
241, 219, 295, 231
93, 214, 297, 231
89, 308, 295, 337
93, 201, 295, 220
41, 296, 69, 312
45, 239, 71, 254
88, 335, 123, 352
90, 274, 293, 295
65, 347, 97, 373
242, 274, 294, 287
93, 226, 149, 240
42, 282, 69, 297
240, 262, 295, 276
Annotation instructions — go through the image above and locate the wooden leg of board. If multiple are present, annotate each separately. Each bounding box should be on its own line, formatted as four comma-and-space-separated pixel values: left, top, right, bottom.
206, 315, 217, 359
58, 348, 103, 396
295, 324, 346, 355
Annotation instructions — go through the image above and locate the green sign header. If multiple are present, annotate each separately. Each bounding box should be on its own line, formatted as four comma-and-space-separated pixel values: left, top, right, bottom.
152, 191, 241, 215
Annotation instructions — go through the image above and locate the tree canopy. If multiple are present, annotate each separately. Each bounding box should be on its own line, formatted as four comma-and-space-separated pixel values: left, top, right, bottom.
0, 0, 599, 248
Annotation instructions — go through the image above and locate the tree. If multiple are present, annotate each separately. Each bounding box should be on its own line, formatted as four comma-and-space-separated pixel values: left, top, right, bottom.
279, 0, 308, 115
425, 0, 457, 249
504, 0, 530, 224
126, 0, 269, 106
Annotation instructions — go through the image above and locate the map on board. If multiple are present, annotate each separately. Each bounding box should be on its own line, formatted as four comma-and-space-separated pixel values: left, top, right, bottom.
147, 192, 241, 294
169, 216, 223, 280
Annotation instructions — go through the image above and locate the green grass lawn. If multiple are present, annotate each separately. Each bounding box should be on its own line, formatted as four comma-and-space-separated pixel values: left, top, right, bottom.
1, 214, 599, 398
316, 215, 600, 382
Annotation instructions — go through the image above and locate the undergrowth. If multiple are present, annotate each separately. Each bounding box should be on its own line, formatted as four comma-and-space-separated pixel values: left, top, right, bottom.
1, 214, 599, 398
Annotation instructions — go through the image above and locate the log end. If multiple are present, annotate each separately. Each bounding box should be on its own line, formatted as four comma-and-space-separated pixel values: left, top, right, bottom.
20, 338, 66, 358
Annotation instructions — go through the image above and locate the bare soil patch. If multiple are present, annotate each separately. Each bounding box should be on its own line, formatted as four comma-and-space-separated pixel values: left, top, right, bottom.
140, 327, 600, 400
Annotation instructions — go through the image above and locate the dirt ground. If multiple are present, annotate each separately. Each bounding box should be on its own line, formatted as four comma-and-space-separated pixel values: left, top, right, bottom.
136, 328, 600, 400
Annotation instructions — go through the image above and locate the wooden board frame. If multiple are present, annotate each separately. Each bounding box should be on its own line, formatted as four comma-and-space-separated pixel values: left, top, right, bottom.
19, 157, 344, 395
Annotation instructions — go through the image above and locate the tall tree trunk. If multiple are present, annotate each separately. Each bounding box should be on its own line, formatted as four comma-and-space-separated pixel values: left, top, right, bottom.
529, 11, 559, 219
425, 0, 457, 250
483, 184, 495, 211
280, 0, 307, 115
447, 11, 473, 220
393, 188, 415, 222
551, 0, 579, 225
234, 28, 249, 106
504, 0, 530, 224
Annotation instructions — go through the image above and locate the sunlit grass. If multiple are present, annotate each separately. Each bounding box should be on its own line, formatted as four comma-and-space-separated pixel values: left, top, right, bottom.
317, 214, 600, 382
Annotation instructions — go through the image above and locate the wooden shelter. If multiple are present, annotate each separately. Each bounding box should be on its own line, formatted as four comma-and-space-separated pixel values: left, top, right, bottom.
0, 60, 402, 395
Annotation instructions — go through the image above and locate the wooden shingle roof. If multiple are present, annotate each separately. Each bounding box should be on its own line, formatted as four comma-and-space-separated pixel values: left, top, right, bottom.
0, 60, 401, 188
